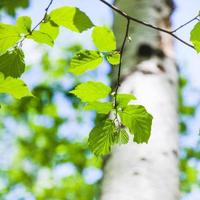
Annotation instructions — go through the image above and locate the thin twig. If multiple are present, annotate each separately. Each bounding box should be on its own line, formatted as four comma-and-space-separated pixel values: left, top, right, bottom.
31, 0, 54, 32
171, 15, 199, 33
114, 18, 130, 107
99, 0, 194, 49
18, 0, 54, 46
113, 18, 130, 123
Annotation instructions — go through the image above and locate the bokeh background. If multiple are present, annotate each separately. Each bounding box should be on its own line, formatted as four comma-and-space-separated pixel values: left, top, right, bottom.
0, 0, 200, 199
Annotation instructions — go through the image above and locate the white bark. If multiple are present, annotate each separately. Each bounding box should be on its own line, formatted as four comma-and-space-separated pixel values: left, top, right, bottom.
100, 0, 179, 200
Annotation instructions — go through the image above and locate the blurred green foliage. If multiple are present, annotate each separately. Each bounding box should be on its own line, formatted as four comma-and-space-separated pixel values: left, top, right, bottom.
178, 76, 200, 193
0, 45, 102, 199
0, 0, 30, 16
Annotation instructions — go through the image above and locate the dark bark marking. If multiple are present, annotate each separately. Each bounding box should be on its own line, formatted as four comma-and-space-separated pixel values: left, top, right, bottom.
137, 43, 166, 60
168, 79, 175, 85
138, 69, 155, 75
157, 64, 166, 72
165, 0, 176, 12
162, 152, 169, 156
140, 157, 147, 161
102, 154, 111, 169
137, 44, 154, 58
172, 149, 178, 157
155, 49, 166, 59
176, 64, 180, 73
154, 5, 162, 13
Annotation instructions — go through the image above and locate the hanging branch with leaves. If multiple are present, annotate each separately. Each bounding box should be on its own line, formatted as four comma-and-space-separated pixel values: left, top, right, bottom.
0, 0, 199, 156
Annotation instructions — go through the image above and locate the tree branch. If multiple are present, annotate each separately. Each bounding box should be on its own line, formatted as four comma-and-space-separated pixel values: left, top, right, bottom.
99, 0, 195, 49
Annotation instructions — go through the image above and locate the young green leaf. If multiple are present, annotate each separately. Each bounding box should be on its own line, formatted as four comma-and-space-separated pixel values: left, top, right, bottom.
84, 101, 112, 114
106, 51, 120, 65
88, 119, 115, 156
69, 50, 103, 75
70, 81, 111, 102
16, 16, 32, 34
0, 48, 25, 78
40, 20, 59, 40
92, 26, 116, 52
119, 105, 153, 143
116, 93, 136, 109
179, 105, 195, 116
0, 73, 33, 99
114, 129, 129, 145
0, 23, 21, 53
190, 22, 200, 53
50, 6, 94, 33
27, 31, 54, 46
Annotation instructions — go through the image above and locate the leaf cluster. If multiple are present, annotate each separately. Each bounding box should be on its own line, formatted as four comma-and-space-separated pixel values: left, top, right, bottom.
0, 3, 154, 156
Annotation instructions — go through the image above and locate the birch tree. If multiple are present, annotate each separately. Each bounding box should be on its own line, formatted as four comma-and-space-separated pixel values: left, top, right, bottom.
101, 0, 179, 199
0, 0, 199, 199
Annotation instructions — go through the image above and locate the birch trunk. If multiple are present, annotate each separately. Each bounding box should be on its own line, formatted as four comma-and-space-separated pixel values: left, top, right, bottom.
100, 0, 179, 200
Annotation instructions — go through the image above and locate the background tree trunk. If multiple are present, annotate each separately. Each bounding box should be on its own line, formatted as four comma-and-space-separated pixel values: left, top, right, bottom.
100, 0, 180, 199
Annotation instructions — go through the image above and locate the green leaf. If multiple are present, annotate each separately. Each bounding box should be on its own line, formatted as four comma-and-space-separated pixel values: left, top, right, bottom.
50, 6, 94, 33
180, 105, 195, 116
70, 81, 111, 102
40, 20, 59, 40
190, 22, 200, 53
0, 23, 21, 53
0, 48, 25, 78
16, 16, 32, 34
114, 129, 129, 144
0, 73, 32, 99
106, 51, 120, 65
119, 105, 153, 143
92, 26, 116, 52
88, 119, 115, 156
27, 31, 54, 46
116, 93, 136, 109
186, 165, 198, 184
69, 50, 103, 75
84, 101, 112, 114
